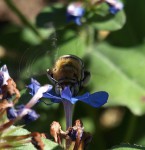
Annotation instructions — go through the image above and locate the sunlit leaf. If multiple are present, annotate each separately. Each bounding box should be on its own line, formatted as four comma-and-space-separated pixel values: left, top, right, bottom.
87, 42, 145, 115
90, 11, 126, 31
8, 126, 63, 150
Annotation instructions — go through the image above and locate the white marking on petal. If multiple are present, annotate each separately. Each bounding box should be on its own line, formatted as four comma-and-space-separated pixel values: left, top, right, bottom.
25, 84, 53, 108
0, 65, 11, 85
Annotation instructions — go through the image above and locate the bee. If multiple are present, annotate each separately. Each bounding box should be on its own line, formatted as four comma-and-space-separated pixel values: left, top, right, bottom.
47, 55, 90, 96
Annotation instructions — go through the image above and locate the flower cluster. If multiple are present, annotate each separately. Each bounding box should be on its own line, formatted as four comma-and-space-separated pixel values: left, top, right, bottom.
0, 64, 108, 149
0, 65, 39, 123
0, 65, 45, 149
66, 2, 85, 25
50, 119, 92, 149
66, 0, 124, 25
105, 0, 124, 14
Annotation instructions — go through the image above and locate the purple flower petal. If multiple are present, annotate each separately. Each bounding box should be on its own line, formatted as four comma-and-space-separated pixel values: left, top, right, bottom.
43, 92, 61, 103
67, 2, 84, 17
22, 110, 40, 123
7, 107, 18, 120
70, 92, 90, 104
79, 91, 108, 107
27, 79, 109, 108
61, 87, 89, 104
26, 78, 53, 108
61, 87, 78, 104
7, 104, 39, 123
66, 2, 85, 25
27, 78, 41, 95
105, 0, 124, 14
0, 72, 4, 86
109, 6, 119, 14
61, 86, 72, 100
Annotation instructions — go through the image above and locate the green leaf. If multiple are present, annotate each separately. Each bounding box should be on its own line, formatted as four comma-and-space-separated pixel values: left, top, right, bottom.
20, 29, 86, 79
110, 143, 145, 150
107, 0, 145, 47
6, 126, 63, 150
86, 42, 145, 115
22, 27, 54, 45
42, 138, 63, 150
36, 3, 66, 29
90, 11, 126, 31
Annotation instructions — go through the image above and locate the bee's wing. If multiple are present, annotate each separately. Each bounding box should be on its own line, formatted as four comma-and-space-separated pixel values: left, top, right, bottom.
79, 91, 109, 108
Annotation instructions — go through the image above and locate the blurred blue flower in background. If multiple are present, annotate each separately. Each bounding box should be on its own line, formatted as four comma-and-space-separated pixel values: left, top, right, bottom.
105, 0, 124, 14
66, 2, 85, 25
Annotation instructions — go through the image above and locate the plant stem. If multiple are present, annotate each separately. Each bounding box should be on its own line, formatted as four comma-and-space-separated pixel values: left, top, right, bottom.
5, 0, 43, 41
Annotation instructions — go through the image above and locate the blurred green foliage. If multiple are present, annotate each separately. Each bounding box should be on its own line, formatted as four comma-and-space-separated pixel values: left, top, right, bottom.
1, 0, 145, 149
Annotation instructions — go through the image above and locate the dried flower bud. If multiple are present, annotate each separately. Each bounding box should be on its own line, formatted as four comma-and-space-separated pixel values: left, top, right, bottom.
1, 78, 20, 104
67, 119, 92, 150
50, 121, 62, 144
31, 132, 45, 150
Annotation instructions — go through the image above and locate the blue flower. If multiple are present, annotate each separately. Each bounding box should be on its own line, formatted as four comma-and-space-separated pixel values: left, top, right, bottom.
0, 72, 3, 87
27, 78, 108, 129
26, 78, 53, 108
27, 78, 108, 108
7, 107, 17, 119
27, 78, 41, 95
105, 0, 124, 14
66, 2, 85, 25
23, 110, 40, 123
6, 104, 39, 123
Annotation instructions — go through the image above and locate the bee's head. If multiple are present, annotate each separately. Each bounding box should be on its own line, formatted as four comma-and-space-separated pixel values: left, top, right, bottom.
54, 80, 80, 96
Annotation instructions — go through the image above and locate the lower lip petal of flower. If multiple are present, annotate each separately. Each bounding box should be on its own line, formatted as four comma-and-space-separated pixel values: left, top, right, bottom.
22, 110, 40, 123
79, 91, 109, 107
7, 107, 18, 120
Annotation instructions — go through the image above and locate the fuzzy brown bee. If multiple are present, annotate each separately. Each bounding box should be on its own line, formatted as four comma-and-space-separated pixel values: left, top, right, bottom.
47, 55, 90, 96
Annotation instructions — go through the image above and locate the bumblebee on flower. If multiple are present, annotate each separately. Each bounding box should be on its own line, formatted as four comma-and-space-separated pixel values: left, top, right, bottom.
27, 55, 109, 130
0, 55, 109, 150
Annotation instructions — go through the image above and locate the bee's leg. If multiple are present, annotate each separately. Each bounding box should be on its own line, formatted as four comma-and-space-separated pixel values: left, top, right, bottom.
46, 69, 57, 84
